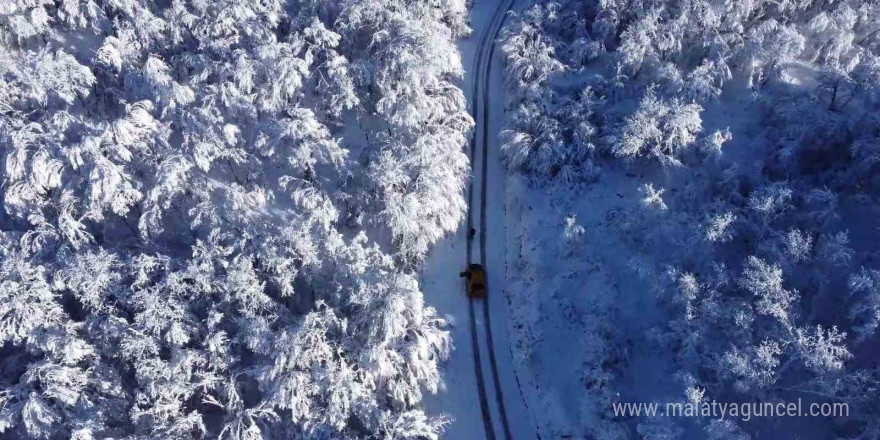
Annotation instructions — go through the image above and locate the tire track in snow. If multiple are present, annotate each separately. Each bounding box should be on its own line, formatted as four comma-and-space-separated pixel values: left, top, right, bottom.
478, 4, 516, 439
465, 1, 515, 439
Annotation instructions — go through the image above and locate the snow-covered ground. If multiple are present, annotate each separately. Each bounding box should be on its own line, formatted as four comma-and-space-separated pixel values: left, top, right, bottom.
504, 168, 687, 439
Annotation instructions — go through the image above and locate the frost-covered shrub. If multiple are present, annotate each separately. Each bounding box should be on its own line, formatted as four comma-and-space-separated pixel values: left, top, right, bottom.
561, 214, 585, 256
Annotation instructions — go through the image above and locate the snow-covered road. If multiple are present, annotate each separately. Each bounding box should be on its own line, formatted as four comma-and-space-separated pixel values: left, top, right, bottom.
420, 1, 537, 439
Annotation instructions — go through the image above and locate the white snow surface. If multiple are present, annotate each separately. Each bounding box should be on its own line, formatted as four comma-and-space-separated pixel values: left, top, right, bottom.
503, 170, 677, 439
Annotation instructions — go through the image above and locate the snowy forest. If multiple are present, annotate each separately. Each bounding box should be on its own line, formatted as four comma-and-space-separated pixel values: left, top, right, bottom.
500, 0, 880, 439
0, 0, 472, 438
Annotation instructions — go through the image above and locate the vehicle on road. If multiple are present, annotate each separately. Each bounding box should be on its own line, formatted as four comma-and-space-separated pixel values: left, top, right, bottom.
460, 264, 487, 298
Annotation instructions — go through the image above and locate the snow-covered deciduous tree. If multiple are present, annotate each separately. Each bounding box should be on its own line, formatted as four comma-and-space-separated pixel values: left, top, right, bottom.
795, 325, 851, 374
705, 212, 736, 244
748, 184, 793, 228
501, 4, 566, 100
722, 339, 783, 392
613, 89, 703, 166
740, 256, 798, 326
740, 20, 806, 90
335, 0, 473, 261
817, 231, 854, 268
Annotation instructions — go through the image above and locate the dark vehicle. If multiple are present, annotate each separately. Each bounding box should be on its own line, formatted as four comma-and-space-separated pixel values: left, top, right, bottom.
459, 264, 487, 298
